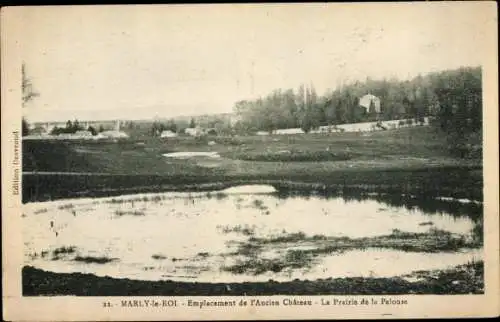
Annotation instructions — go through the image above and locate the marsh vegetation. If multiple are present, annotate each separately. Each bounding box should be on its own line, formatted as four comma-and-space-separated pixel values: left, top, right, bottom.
23, 186, 482, 295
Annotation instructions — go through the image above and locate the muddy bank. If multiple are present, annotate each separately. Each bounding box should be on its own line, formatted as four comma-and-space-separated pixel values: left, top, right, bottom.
22, 262, 483, 296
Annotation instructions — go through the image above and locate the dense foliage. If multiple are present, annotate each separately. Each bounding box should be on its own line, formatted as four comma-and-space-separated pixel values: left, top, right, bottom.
232, 67, 482, 136
50, 120, 87, 135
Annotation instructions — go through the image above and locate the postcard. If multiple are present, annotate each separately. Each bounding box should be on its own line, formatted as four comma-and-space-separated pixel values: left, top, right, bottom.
2, 2, 499, 321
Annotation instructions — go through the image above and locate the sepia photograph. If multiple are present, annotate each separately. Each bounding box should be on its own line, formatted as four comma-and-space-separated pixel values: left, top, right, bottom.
2, 2, 499, 321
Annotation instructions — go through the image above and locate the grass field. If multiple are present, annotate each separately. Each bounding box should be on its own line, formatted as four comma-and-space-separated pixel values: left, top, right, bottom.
22, 126, 482, 202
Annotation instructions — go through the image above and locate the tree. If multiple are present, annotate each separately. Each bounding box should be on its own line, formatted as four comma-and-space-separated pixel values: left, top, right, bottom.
151, 121, 165, 136
323, 98, 336, 126
165, 119, 178, 133
22, 63, 39, 107
368, 99, 376, 120
189, 118, 196, 128
87, 126, 97, 136
431, 67, 482, 157
22, 118, 30, 136
22, 62, 40, 136
50, 127, 61, 135
73, 119, 83, 132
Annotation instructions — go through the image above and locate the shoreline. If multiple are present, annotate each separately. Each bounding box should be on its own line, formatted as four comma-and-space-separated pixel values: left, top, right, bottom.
22, 262, 484, 296
22, 164, 483, 203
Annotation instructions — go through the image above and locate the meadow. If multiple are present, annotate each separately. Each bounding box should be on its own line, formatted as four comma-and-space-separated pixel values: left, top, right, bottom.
22, 126, 482, 203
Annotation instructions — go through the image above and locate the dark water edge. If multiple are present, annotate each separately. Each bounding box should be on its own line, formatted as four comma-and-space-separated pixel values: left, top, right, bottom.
22, 262, 484, 296
22, 165, 482, 204
22, 174, 484, 226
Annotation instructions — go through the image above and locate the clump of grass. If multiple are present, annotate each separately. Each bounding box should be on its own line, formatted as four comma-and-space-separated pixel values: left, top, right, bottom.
233, 243, 262, 257
151, 195, 163, 203
197, 252, 210, 258
214, 192, 227, 200
285, 249, 317, 266
251, 198, 270, 213
266, 232, 307, 244
58, 204, 74, 210
471, 220, 483, 245
389, 229, 420, 238
225, 227, 478, 276
428, 227, 452, 235
252, 199, 264, 208
378, 228, 473, 252
34, 208, 48, 214
28, 252, 39, 259
223, 258, 286, 275
109, 198, 126, 204
419, 221, 434, 226
223, 252, 313, 275
115, 210, 145, 216
219, 224, 256, 236
241, 228, 477, 258
53, 246, 76, 256
152, 254, 167, 260
73, 256, 117, 264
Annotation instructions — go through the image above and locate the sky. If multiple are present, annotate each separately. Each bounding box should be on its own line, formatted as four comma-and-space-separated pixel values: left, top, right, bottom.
18, 3, 492, 122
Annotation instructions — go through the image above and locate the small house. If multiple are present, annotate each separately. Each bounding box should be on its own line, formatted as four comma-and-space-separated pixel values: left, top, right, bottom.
359, 94, 381, 114
160, 130, 178, 138
98, 130, 129, 139
185, 127, 202, 137
74, 130, 93, 138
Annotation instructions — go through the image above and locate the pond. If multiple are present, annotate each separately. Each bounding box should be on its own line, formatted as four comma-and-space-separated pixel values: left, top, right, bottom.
23, 185, 482, 283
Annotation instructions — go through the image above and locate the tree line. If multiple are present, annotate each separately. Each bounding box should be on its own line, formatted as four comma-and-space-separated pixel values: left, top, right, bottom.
232, 66, 482, 136
148, 116, 233, 137
50, 120, 102, 136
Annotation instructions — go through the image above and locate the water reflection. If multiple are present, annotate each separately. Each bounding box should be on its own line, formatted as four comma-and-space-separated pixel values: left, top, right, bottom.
275, 188, 483, 221
23, 187, 483, 282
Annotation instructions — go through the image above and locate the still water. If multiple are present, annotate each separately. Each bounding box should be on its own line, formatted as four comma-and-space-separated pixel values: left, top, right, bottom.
23, 185, 482, 283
